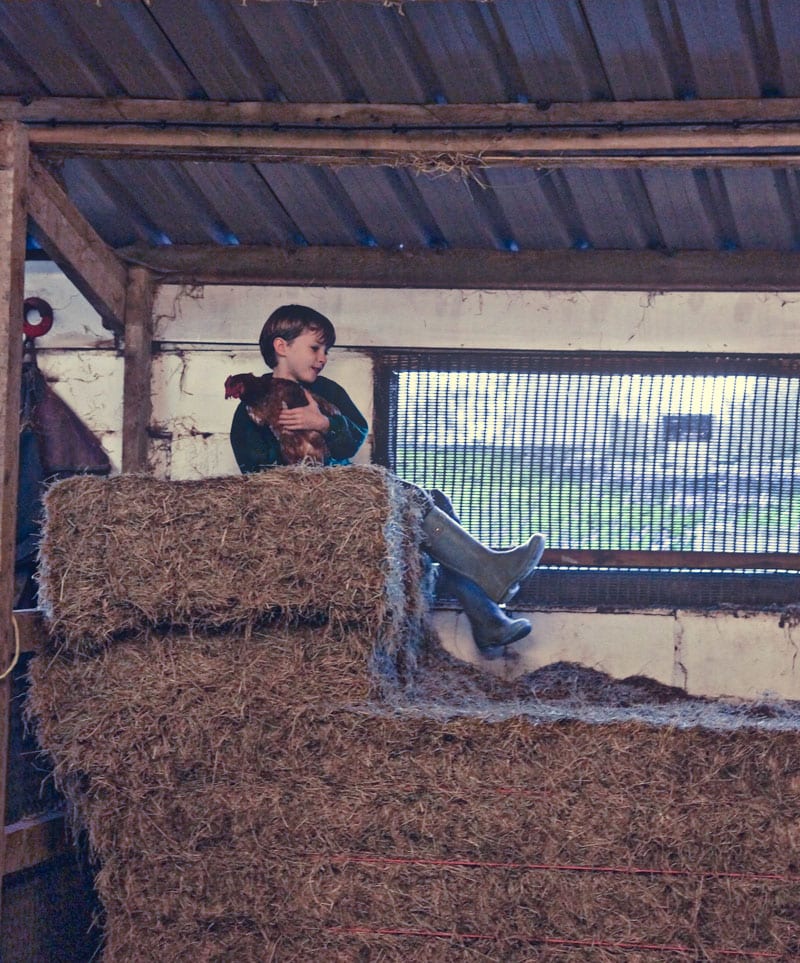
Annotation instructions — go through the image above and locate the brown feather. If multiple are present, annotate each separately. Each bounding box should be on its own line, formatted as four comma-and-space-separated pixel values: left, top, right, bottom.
225, 373, 341, 465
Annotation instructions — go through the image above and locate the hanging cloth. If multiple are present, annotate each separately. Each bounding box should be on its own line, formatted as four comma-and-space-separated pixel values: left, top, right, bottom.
30, 368, 112, 478
16, 355, 111, 607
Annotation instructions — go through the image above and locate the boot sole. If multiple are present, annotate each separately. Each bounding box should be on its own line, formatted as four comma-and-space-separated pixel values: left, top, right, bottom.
477, 619, 532, 651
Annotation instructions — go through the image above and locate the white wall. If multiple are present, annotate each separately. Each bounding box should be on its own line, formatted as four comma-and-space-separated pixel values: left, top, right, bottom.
24, 264, 800, 701
23, 262, 124, 469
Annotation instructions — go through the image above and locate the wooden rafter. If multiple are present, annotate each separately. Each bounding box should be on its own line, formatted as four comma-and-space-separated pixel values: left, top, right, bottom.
118, 244, 800, 291
27, 156, 128, 333
3, 95, 800, 128
3, 96, 800, 166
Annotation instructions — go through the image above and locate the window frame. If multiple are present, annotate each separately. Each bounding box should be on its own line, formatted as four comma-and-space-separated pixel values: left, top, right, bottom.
372, 347, 800, 611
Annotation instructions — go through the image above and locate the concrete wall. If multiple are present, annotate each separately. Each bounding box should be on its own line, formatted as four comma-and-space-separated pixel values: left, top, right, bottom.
24, 263, 800, 701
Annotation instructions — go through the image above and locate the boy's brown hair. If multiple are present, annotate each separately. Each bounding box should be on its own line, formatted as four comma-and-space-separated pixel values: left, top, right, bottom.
259, 304, 337, 368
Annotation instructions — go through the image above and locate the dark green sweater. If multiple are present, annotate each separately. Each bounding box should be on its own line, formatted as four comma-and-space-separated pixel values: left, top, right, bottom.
229, 373, 368, 473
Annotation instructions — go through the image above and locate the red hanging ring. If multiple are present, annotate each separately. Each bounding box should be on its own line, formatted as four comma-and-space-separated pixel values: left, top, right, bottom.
23, 297, 54, 339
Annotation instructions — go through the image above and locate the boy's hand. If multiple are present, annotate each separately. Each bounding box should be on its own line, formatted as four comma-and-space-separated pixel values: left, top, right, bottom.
277, 390, 331, 433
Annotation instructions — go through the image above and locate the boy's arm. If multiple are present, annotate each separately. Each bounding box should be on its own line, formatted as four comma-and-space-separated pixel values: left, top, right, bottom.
316, 378, 369, 460
230, 402, 282, 473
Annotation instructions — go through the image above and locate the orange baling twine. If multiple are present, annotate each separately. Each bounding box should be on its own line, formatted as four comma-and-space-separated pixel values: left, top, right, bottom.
326, 926, 784, 959
315, 851, 794, 959
323, 851, 800, 883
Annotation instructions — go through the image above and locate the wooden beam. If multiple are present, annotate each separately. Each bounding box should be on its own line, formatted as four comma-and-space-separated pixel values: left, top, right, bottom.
23, 123, 800, 167
26, 155, 127, 333
4, 94, 800, 130
0, 120, 28, 912
3, 812, 67, 877
544, 549, 800, 570
1, 96, 800, 166
12, 609, 46, 655
117, 244, 800, 291
121, 266, 155, 473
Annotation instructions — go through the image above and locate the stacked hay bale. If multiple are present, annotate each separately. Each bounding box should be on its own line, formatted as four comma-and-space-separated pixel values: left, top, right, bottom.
28, 469, 800, 962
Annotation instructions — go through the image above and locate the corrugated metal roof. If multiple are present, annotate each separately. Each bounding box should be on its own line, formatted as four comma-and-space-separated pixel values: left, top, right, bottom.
2, 0, 794, 105
3, 0, 800, 258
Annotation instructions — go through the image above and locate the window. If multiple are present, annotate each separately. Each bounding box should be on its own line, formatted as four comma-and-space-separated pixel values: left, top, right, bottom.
373, 350, 800, 609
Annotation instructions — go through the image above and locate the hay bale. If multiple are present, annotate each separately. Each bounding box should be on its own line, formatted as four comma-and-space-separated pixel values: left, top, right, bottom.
27, 627, 800, 962
38, 466, 426, 655
26, 468, 800, 962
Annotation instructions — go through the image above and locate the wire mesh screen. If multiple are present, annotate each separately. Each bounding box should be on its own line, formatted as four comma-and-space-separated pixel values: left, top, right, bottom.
374, 350, 800, 608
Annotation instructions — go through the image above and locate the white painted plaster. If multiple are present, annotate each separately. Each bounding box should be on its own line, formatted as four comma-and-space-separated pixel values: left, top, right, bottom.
677, 611, 800, 700
155, 284, 800, 354
24, 263, 800, 701
24, 262, 111, 348
431, 608, 800, 701
24, 263, 122, 467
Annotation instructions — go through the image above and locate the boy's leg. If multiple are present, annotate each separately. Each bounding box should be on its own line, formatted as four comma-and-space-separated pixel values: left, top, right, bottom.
426, 489, 534, 652
421, 501, 545, 606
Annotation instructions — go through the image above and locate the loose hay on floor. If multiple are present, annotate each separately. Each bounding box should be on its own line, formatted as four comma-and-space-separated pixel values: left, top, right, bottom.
26, 468, 800, 962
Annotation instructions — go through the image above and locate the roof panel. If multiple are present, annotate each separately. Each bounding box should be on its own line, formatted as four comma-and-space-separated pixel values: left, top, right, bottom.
332, 166, 444, 248
62, 159, 161, 248
0, 2, 114, 96
669, 0, 762, 98
142, 0, 282, 101
82, 160, 229, 245
767, 0, 800, 95
640, 169, 722, 250
718, 169, 798, 250
55, 0, 205, 99
229, 2, 358, 103
4, 0, 800, 262
559, 169, 661, 249
411, 170, 505, 249
581, 0, 679, 100
642, 167, 800, 253
493, 0, 612, 102
60, 156, 800, 259
0, 31, 48, 95
314, 4, 433, 103
0, 0, 792, 107
403, 3, 509, 103
255, 164, 363, 246
177, 163, 300, 246
482, 168, 576, 249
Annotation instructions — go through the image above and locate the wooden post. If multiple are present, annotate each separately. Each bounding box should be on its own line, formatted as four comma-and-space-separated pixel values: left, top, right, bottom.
0, 122, 28, 910
121, 266, 155, 473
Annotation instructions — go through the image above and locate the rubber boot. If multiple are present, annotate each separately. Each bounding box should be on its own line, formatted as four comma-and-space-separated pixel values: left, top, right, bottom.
422, 506, 545, 605
444, 569, 532, 651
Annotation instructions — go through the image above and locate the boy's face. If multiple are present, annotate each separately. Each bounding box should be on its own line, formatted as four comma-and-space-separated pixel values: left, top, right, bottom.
273, 326, 329, 383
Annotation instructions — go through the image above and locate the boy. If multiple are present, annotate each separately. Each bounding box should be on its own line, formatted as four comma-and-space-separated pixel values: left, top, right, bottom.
229, 304, 368, 471
229, 304, 545, 652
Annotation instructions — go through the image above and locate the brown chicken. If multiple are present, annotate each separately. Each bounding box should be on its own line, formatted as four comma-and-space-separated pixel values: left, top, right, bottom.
224, 372, 341, 465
